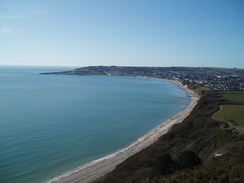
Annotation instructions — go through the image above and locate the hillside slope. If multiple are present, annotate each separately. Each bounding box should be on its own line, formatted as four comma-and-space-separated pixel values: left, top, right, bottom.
93, 91, 244, 183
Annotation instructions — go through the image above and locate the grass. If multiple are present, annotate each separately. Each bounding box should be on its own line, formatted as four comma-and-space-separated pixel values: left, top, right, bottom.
212, 92, 244, 134
186, 83, 212, 92
74, 69, 106, 75
205, 67, 244, 74
198, 86, 212, 92
219, 91, 244, 104
213, 105, 244, 133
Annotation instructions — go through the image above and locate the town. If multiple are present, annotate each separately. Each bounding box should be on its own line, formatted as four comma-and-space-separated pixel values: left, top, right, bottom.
44, 66, 244, 92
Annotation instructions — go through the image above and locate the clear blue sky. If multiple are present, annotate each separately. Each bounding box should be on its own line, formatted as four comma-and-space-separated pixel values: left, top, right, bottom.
1, 0, 243, 68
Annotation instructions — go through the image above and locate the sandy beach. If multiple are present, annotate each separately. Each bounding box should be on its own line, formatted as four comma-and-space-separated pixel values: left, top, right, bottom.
45, 79, 199, 183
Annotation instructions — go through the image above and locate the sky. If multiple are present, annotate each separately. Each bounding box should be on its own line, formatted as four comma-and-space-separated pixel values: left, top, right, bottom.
0, 0, 243, 68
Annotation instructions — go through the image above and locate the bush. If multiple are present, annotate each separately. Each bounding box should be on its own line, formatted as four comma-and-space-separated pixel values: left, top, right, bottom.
177, 150, 202, 169
151, 154, 178, 176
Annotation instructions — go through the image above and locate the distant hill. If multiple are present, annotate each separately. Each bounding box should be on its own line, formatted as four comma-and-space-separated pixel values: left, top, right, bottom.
41, 66, 244, 92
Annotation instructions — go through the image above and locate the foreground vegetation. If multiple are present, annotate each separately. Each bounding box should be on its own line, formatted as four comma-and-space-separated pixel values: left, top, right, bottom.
93, 89, 244, 183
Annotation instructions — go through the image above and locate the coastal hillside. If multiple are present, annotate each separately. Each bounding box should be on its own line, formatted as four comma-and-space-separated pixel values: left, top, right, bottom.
93, 91, 244, 183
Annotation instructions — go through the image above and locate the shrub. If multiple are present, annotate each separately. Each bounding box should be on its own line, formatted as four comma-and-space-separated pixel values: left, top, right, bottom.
177, 150, 202, 169
151, 154, 178, 176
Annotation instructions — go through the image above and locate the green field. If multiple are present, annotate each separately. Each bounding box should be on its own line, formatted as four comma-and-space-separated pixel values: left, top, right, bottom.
213, 105, 244, 133
220, 92, 244, 104
198, 86, 212, 92
212, 92, 244, 133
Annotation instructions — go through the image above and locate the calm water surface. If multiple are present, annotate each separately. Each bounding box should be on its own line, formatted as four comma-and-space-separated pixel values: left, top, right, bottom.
0, 66, 191, 183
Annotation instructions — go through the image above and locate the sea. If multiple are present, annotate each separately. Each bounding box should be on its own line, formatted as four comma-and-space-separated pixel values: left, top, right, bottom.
0, 66, 191, 183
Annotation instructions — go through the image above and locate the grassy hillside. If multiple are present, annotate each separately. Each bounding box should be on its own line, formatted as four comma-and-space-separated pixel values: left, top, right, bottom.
213, 105, 244, 130
213, 92, 244, 134
219, 92, 244, 104
93, 92, 244, 183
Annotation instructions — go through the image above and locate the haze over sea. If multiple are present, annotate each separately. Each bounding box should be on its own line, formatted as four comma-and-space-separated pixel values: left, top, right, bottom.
0, 66, 191, 183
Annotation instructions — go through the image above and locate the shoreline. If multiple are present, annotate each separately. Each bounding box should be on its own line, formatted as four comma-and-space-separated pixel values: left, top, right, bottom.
44, 79, 199, 183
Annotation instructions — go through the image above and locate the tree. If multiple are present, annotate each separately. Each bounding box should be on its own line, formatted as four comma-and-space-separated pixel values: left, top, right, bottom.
151, 154, 177, 176
177, 150, 202, 169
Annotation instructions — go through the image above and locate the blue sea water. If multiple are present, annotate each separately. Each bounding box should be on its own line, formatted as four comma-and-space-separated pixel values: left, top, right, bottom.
0, 66, 191, 183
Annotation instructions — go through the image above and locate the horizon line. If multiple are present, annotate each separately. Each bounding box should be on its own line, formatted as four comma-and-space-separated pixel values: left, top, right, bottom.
0, 64, 243, 70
